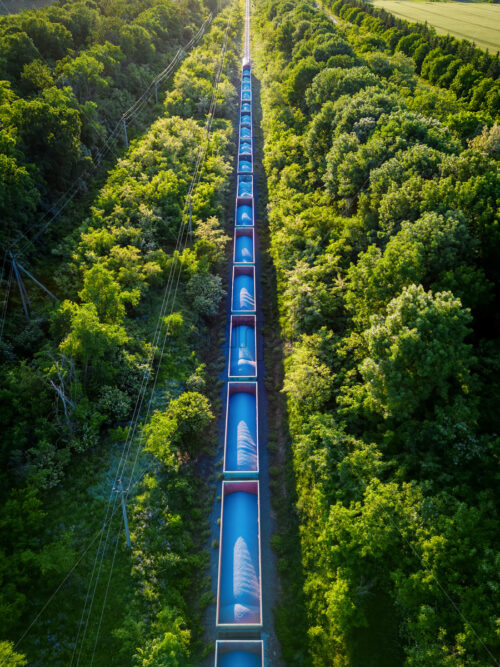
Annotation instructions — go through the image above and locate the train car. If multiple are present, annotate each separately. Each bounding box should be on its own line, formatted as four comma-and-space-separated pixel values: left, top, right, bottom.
224, 381, 259, 478
239, 136, 252, 156
238, 154, 253, 174
233, 228, 255, 264
228, 314, 257, 379
240, 110, 252, 127
235, 196, 254, 227
215, 640, 263, 666
237, 175, 253, 198
216, 481, 262, 630
232, 265, 256, 313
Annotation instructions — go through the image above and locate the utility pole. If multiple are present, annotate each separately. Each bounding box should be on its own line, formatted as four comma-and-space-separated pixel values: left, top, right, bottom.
8, 251, 58, 321
10, 255, 31, 320
114, 479, 131, 548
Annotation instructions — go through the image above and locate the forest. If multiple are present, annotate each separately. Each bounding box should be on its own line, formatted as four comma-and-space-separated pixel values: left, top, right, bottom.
0, 0, 241, 663
331, 0, 500, 115
254, 0, 499, 664
0, 0, 218, 251
0, 0, 499, 663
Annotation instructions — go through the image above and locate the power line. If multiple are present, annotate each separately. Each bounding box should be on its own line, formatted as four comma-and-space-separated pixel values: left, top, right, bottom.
118, 0, 236, 568
1, 13, 214, 335
14, 526, 104, 651
10, 13, 213, 259
9, 4, 234, 658
71, 5, 237, 661
0, 261, 14, 345
124, 0, 238, 497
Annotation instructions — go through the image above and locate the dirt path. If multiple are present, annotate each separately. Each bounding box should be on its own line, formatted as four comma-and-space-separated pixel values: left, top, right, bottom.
316, 0, 339, 23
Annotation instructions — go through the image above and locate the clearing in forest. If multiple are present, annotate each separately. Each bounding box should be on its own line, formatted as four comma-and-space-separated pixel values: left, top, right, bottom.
370, 0, 500, 51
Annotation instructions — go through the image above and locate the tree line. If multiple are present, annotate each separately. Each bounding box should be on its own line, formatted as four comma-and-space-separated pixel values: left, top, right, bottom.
255, 0, 499, 664
329, 0, 499, 118
0, 1, 241, 663
0, 0, 213, 252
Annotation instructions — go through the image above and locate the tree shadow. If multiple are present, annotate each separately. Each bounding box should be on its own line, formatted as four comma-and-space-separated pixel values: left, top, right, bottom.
252, 71, 312, 667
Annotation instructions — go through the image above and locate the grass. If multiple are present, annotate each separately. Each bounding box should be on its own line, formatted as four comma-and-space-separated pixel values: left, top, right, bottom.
370, 0, 500, 51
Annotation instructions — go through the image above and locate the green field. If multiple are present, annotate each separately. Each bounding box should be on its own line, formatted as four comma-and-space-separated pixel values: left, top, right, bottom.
370, 0, 500, 51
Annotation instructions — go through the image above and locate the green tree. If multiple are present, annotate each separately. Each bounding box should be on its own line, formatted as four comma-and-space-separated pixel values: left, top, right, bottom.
285, 56, 321, 108
193, 216, 230, 266
145, 392, 213, 465
283, 330, 334, 417
0, 32, 38, 80
57, 52, 110, 103
133, 609, 190, 666
0, 152, 40, 245
306, 66, 379, 110
0, 486, 46, 631
59, 301, 129, 379
119, 24, 155, 64
79, 263, 139, 324
396, 33, 423, 57
186, 271, 225, 318
450, 63, 482, 101
9, 86, 84, 189
340, 284, 475, 422
19, 60, 54, 95
20, 15, 73, 60
345, 211, 491, 329
0, 642, 27, 666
